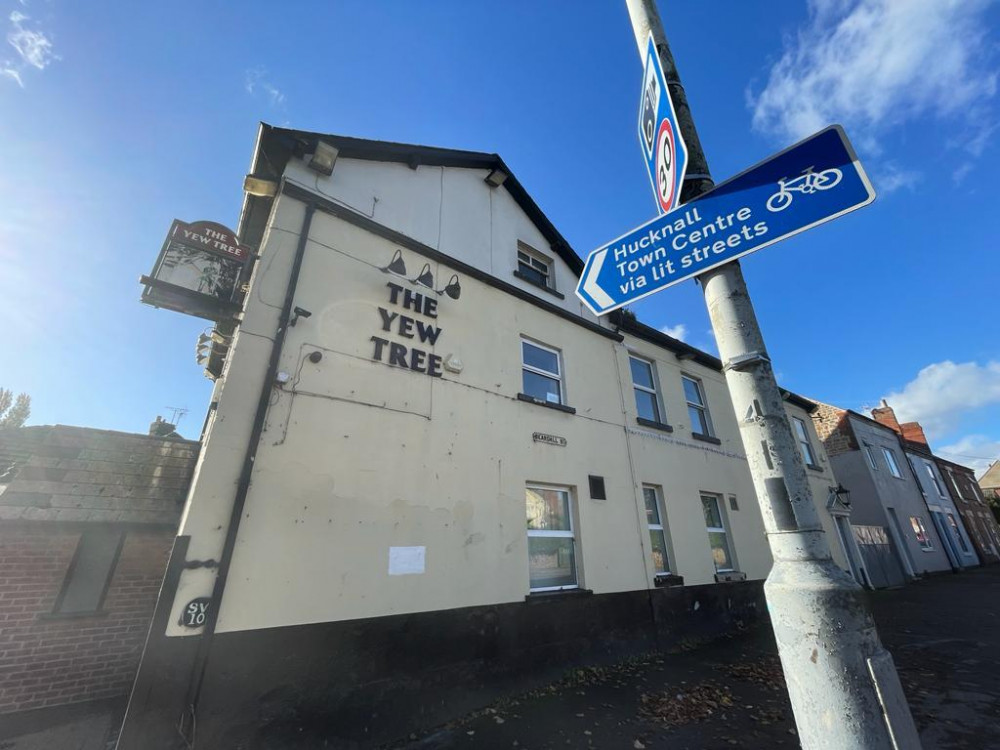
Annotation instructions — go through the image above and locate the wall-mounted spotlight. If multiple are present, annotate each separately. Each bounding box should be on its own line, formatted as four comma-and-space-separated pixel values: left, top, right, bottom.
243, 175, 278, 197
289, 306, 312, 327
412, 263, 435, 290
484, 168, 508, 188
436, 274, 461, 300
379, 249, 408, 278
308, 141, 339, 176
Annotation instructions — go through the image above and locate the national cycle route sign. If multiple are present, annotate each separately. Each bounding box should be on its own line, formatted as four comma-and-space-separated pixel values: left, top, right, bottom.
576, 125, 875, 316
638, 33, 687, 214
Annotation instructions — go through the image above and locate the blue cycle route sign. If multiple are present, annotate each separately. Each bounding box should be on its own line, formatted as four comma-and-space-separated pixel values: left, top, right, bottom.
638, 33, 687, 214
577, 125, 875, 316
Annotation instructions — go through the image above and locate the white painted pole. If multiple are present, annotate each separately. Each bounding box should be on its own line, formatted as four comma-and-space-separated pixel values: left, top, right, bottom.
624, 2, 921, 747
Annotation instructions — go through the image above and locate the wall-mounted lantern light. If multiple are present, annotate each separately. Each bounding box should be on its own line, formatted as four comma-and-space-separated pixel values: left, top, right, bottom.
412, 263, 435, 290
379, 249, 408, 278
829, 483, 852, 509
437, 274, 461, 300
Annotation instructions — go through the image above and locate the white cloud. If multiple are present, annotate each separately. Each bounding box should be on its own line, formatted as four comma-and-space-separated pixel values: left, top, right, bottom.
936, 435, 1000, 478
7, 10, 56, 70
659, 323, 687, 341
749, 0, 997, 151
880, 360, 1000, 439
952, 162, 974, 185
876, 163, 920, 193
3, 9, 57, 87
245, 67, 285, 107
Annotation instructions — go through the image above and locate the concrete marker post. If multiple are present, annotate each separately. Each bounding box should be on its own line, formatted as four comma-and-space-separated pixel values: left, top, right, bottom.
623, 1, 921, 747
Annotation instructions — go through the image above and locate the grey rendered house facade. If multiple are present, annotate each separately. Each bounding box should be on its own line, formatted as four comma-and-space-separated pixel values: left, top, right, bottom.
811, 401, 951, 586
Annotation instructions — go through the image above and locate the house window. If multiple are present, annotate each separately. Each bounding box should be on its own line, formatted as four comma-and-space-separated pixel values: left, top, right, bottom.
864, 444, 879, 471
526, 485, 577, 591
516, 243, 552, 289
682, 376, 714, 437
701, 494, 734, 572
643, 485, 671, 574
53, 529, 124, 615
521, 339, 563, 405
910, 516, 933, 550
792, 417, 817, 467
924, 462, 946, 497
882, 447, 903, 478
629, 356, 663, 424
947, 514, 970, 553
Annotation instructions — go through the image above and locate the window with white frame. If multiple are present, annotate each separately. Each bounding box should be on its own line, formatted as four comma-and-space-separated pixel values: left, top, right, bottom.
924, 462, 946, 497
946, 468, 963, 499
682, 376, 714, 437
642, 485, 671, 574
516, 243, 552, 289
947, 514, 970, 553
630, 356, 664, 424
525, 485, 577, 591
701, 494, 734, 572
521, 339, 563, 405
792, 417, 818, 467
910, 516, 933, 550
882, 447, 903, 478
864, 443, 879, 471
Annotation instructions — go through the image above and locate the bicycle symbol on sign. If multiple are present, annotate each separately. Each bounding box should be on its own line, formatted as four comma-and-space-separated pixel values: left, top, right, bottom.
766, 166, 843, 212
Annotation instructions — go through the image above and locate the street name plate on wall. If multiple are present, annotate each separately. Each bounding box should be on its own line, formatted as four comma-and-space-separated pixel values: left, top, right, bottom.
141, 219, 251, 321
533, 432, 567, 447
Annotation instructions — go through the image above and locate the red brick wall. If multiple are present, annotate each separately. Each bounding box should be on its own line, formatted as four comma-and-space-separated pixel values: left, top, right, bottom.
810, 402, 857, 457
0, 525, 172, 713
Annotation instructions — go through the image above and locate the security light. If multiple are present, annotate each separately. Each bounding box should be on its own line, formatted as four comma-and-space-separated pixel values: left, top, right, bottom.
289, 306, 312, 327
308, 141, 339, 175
484, 168, 508, 187
243, 175, 278, 197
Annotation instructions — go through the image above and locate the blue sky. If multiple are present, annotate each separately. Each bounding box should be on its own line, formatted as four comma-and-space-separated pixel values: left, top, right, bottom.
2, 1, 998, 474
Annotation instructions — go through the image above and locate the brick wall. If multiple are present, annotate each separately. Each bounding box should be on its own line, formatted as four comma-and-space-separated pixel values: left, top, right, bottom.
810, 402, 857, 457
0, 425, 197, 714
0, 526, 174, 713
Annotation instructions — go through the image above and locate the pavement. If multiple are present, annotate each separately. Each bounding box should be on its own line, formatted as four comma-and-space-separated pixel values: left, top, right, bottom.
2, 567, 998, 749
384, 565, 1000, 750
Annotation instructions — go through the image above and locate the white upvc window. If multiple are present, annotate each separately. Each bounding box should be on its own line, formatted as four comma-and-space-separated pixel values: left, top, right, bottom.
864, 443, 879, 471
882, 447, 903, 478
516, 243, 552, 289
924, 461, 946, 498
946, 468, 963, 499
643, 485, 671, 574
701, 494, 734, 572
630, 356, 663, 424
521, 339, 563, 405
792, 417, 818, 467
526, 485, 578, 591
682, 375, 714, 437
910, 516, 933, 550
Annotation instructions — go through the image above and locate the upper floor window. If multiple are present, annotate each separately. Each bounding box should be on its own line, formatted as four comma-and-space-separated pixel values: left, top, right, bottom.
521, 339, 563, 405
792, 417, 818, 467
630, 356, 664, 424
924, 462, 946, 497
882, 447, 903, 478
682, 375, 714, 438
864, 443, 879, 471
516, 243, 553, 289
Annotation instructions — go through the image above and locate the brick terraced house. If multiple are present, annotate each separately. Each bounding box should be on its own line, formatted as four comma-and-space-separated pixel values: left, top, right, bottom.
0, 424, 197, 717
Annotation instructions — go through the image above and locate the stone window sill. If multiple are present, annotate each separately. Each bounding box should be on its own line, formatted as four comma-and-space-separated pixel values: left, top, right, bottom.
637, 418, 673, 433
513, 271, 565, 300
517, 393, 576, 414
692, 433, 722, 445
526, 588, 593, 603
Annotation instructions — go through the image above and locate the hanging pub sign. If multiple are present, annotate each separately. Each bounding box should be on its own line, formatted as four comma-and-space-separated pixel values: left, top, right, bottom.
140, 220, 250, 321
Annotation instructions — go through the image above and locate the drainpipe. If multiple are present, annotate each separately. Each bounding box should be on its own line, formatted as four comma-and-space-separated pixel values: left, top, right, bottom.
179, 195, 316, 741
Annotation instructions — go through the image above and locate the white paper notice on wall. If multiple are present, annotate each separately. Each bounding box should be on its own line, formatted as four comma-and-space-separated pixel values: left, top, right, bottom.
388, 546, 426, 576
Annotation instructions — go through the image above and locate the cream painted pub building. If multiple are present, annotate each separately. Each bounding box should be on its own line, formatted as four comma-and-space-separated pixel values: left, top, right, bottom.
120, 125, 853, 749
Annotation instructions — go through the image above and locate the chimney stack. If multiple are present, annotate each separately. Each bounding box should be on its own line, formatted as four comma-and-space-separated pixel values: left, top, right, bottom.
900, 422, 928, 447
870, 400, 902, 434
149, 416, 178, 438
